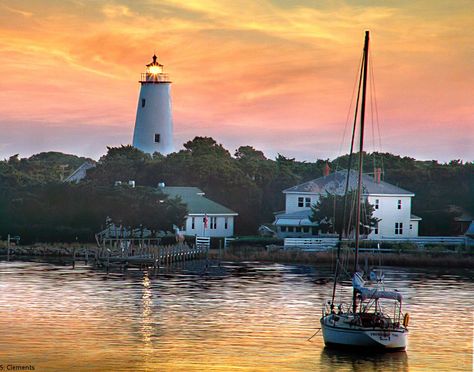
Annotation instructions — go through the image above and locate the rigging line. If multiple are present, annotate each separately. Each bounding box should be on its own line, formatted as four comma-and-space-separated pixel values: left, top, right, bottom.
370, 48, 383, 151
330, 51, 365, 307
335, 52, 364, 171
369, 48, 384, 173
347, 190, 357, 237
369, 50, 377, 165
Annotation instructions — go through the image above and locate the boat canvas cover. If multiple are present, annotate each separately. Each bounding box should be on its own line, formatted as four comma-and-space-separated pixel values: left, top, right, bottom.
352, 273, 402, 302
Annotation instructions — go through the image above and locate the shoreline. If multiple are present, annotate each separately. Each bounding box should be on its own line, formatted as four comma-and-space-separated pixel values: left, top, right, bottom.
210, 246, 474, 269
1, 243, 473, 269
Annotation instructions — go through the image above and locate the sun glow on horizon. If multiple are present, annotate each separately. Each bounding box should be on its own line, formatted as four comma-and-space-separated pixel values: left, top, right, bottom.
0, 0, 472, 161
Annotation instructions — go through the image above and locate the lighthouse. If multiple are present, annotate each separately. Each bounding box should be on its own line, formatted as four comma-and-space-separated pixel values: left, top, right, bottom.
132, 55, 174, 155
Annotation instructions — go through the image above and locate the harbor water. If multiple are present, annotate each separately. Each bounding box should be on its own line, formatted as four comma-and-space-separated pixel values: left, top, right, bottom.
0, 259, 472, 371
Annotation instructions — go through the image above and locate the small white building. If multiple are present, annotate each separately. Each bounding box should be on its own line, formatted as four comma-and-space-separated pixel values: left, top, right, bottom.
161, 186, 238, 237
274, 170, 421, 239
64, 161, 96, 183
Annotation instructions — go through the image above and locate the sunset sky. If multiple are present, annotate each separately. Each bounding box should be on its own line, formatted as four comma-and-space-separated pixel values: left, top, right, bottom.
0, 0, 472, 162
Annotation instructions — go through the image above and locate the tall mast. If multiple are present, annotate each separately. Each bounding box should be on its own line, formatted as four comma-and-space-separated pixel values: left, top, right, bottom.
353, 30, 369, 314
330, 55, 364, 308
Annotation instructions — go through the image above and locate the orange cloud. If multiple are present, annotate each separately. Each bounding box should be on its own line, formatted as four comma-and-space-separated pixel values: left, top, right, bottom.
0, 0, 472, 161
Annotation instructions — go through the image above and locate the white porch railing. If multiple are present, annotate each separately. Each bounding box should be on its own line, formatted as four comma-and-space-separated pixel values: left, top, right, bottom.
372, 236, 470, 246
284, 238, 339, 251
224, 237, 235, 249
283, 236, 472, 251
195, 236, 211, 250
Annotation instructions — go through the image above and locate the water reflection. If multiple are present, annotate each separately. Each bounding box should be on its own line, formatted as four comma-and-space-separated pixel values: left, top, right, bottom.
319, 348, 409, 372
140, 273, 153, 362
0, 260, 472, 371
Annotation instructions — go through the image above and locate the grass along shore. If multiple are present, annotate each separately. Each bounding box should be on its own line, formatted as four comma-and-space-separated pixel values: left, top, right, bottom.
0, 241, 473, 269
210, 246, 474, 269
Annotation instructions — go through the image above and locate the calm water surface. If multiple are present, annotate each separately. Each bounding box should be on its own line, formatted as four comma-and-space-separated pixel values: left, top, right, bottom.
0, 259, 472, 371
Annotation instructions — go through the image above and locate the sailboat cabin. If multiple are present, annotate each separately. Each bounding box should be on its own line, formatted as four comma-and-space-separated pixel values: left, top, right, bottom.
274, 169, 421, 239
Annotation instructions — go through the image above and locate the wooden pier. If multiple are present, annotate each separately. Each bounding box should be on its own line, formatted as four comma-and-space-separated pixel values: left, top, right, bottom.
91, 237, 210, 272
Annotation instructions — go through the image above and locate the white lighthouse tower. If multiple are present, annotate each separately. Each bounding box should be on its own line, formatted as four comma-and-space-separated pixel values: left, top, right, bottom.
132, 55, 174, 155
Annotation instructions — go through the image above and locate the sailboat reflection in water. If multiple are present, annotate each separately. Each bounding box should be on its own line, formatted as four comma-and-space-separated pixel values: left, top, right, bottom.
320, 31, 409, 351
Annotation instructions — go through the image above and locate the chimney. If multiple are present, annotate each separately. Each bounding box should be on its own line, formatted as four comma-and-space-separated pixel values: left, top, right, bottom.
323, 162, 331, 177
374, 168, 382, 183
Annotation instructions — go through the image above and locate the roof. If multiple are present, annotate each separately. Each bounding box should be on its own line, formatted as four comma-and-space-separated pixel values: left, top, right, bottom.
273, 209, 317, 226
160, 186, 237, 215
275, 209, 313, 219
454, 213, 473, 222
64, 161, 96, 183
410, 214, 422, 221
284, 170, 414, 196
465, 221, 474, 238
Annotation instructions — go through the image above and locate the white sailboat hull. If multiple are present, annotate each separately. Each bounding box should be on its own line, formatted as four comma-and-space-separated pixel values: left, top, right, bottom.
320, 315, 408, 351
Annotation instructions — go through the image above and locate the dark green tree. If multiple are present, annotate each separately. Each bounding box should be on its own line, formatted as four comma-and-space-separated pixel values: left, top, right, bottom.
310, 191, 379, 236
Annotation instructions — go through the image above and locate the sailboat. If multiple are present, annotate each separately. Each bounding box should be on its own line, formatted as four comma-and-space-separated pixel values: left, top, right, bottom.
320, 31, 409, 351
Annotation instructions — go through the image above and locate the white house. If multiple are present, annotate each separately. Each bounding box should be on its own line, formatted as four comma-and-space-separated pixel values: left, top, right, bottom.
161, 186, 238, 237
274, 169, 421, 239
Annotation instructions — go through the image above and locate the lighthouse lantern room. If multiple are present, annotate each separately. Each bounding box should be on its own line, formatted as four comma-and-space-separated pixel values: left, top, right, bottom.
132, 54, 174, 155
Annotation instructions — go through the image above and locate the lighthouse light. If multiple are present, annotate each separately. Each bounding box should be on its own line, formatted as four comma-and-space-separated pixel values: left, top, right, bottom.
148, 65, 162, 75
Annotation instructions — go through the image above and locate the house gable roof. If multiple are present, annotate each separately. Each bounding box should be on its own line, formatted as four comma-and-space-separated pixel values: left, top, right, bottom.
64, 161, 96, 183
160, 186, 237, 215
466, 221, 474, 238
283, 170, 414, 196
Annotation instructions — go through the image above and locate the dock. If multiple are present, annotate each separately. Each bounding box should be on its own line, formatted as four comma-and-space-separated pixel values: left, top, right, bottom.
91, 236, 210, 272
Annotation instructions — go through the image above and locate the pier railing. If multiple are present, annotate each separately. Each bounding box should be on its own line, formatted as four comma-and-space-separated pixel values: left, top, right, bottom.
93, 237, 209, 271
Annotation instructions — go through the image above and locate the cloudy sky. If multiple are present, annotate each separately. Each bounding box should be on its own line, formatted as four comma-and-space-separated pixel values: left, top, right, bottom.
0, 0, 472, 161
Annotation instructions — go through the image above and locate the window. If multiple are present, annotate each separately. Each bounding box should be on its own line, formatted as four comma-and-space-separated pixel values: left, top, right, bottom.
154, 134, 160, 143
191, 217, 195, 230
298, 197, 304, 207
375, 199, 379, 210
395, 222, 403, 235
374, 221, 379, 235
295, 227, 302, 233
305, 197, 311, 207
224, 218, 228, 229
141, 98, 146, 107
302, 226, 309, 233
410, 224, 413, 230
398, 200, 402, 210
210, 217, 217, 229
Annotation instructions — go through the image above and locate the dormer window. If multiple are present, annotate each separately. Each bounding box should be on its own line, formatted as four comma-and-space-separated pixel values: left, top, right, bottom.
298, 196, 311, 208
298, 197, 304, 207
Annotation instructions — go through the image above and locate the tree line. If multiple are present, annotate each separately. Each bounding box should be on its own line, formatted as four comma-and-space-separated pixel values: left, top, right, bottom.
0, 138, 472, 242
